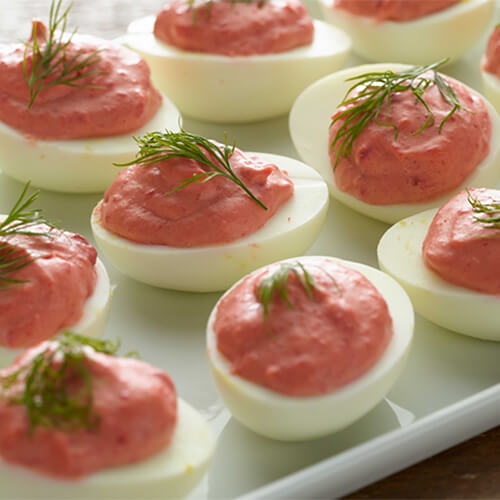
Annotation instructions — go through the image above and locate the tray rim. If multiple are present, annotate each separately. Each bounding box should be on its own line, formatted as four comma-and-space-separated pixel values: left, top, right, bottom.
237, 383, 500, 499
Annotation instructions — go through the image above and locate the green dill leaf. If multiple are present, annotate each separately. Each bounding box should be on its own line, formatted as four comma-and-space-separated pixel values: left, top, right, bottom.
0, 182, 57, 290
467, 189, 500, 228
330, 58, 469, 169
115, 128, 268, 210
0, 243, 33, 288
23, 0, 103, 108
0, 331, 125, 433
187, 0, 267, 24
257, 261, 340, 319
58, 330, 121, 356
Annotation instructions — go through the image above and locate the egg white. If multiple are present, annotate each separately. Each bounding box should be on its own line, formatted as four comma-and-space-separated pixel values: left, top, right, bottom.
206, 255, 414, 441
0, 257, 111, 368
289, 63, 500, 225
0, 398, 215, 500
481, 68, 500, 114
123, 17, 351, 123
378, 208, 500, 341
0, 96, 181, 194
91, 153, 329, 292
319, 0, 494, 65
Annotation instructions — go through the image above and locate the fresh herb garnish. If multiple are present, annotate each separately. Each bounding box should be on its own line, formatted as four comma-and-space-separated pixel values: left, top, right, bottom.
115, 129, 267, 210
188, 0, 267, 23
467, 189, 500, 228
0, 331, 121, 433
0, 182, 56, 289
330, 58, 467, 168
0, 243, 33, 289
257, 261, 318, 317
23, 0, 103, 108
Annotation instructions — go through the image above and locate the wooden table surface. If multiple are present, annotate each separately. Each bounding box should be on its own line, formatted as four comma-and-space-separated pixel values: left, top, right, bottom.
1, 0, 499, 498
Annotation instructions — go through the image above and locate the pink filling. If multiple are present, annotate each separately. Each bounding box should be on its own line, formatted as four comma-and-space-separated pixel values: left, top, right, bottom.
0, 21, 161, 140
99, 145, 294, 247
482, 26, 500, 79
423, 188, 500, 295
329, 72, 491, 205
332, 0, 460, 22
154, 0, 314, 56
0, 225, 97, 349
214, 258, 393, 397
0, 345, 177, 478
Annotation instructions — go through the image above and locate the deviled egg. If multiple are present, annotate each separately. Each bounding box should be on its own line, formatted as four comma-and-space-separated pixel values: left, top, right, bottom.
124, 0, 351, 122
207, 256, 414, 441
378, 188, 500, 341
0, 5, 181, 193
290, 62, 500, 224
0, 183, 111, 367
91, 130, 329, 292
481, 25, 500, 113
319, 0, 494, 65
0, 332, 215, 499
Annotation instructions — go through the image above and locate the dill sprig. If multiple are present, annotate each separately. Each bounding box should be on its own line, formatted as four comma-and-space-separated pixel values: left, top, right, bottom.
115, 129, 267, 210
330, 58, 467, 168
257, 261, 318, 317
0, 243, 33, 288
0, 182, 56, 289
23, 0, 103, 108
187, 0, 267, 23
0, 182, 54, 238
467, 189, 500, 228
0, 331, 120, 433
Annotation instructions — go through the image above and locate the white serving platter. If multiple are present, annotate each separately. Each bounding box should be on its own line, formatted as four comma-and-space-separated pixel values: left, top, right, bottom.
0, 3, 499, 499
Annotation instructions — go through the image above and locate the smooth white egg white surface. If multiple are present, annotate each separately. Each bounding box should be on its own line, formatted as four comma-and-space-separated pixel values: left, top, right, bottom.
91, 153, 329, 292
482, 69, 500, 114
206, 255, 414, 441
0, 257, 111, 368
319, 0, 494, 65
378, 209, 500, 341
123, 17, 351, 123
289, 63, 500, 224
0, 96, 181, 194
0, 398, 215, 500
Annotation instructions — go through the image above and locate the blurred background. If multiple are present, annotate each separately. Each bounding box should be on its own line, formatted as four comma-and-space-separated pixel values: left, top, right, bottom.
0, 0, 323, 40
0, 0, 164, 40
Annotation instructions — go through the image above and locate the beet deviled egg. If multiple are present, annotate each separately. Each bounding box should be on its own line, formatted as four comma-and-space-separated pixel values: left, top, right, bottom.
0, 183, 110, 367
378, 188, 500, 340
290, 61, 500, 224
207, 256, 413, 440
0, 332, 215, 499
0, 0, 181, 193
481, 25, 500, 113
320, 0, 493, 64
91, 129, 329, 292
124, 0, 351, 122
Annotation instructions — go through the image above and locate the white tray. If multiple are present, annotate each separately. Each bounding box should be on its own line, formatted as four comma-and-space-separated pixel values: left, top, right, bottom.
0, 4, 500, 499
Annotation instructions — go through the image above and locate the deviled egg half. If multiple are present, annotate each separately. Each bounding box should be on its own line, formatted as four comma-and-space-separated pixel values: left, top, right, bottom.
0, 96, 181, 194
319, 0, 493, 65
124, 0, 351, 122
290, 62, 500, 224
378, 189, 500, 341
0, 10, 181, 193
481, 25, 500, 113
0, 256, 110, 368
91, 130, 329, 292
0, 184, 111, 367
207, 256, 414, 441
0, 333, 215, 499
